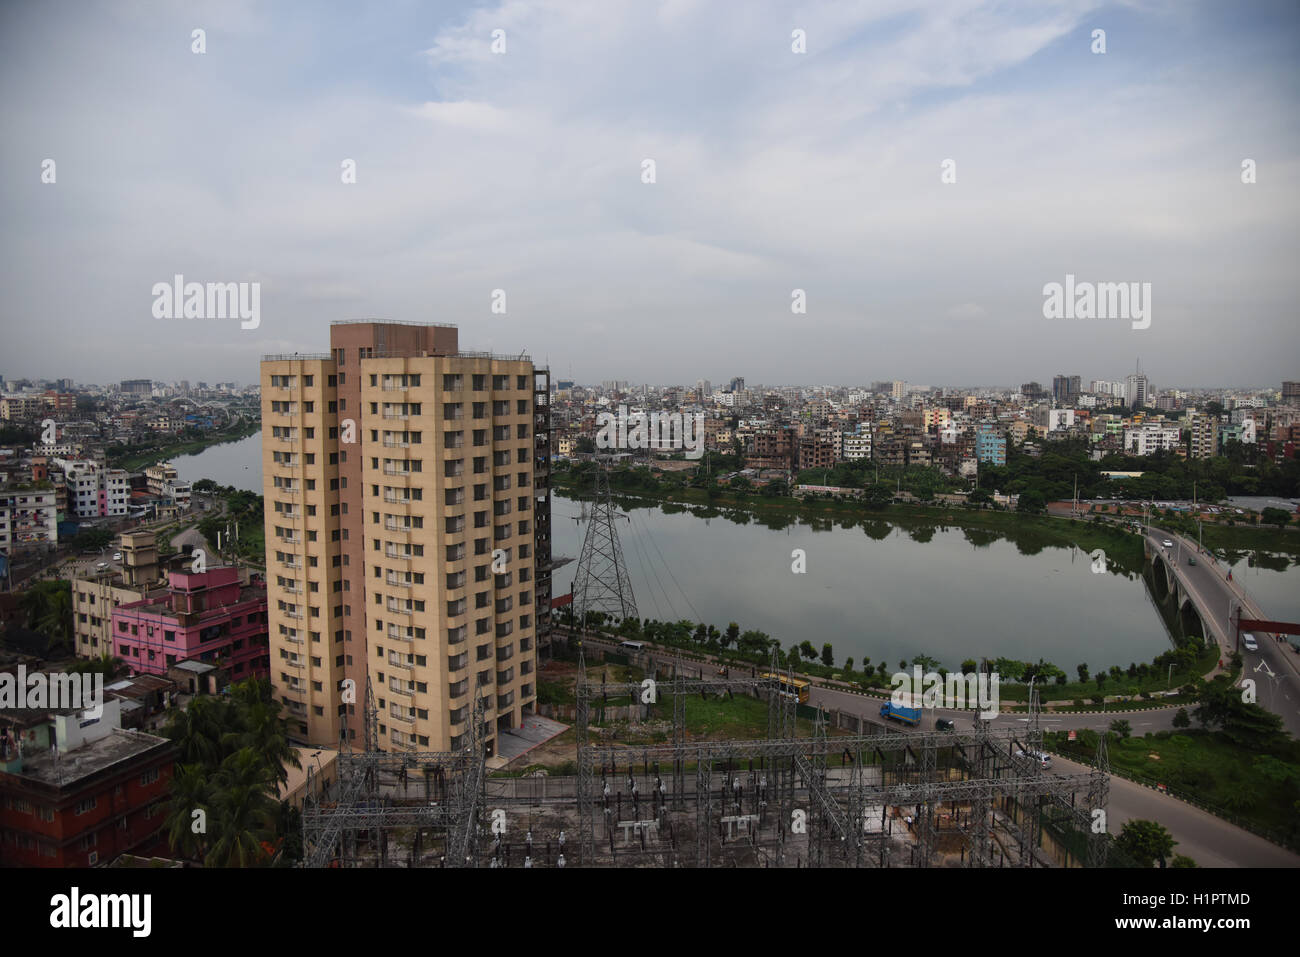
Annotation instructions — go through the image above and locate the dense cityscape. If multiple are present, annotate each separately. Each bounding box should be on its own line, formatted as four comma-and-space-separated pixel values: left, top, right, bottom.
3, 0, 1296, 936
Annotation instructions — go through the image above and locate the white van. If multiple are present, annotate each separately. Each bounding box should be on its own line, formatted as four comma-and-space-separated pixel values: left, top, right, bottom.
619, 640, 645, 651
1241, 633, 1258, 652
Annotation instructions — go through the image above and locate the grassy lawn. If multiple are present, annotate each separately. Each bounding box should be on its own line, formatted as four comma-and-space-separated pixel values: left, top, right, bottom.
1047, 728, 1300, 847
999, 647, 1218, 703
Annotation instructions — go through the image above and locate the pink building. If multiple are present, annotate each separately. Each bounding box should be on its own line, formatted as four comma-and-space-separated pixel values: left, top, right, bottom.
110, 567, 269, 682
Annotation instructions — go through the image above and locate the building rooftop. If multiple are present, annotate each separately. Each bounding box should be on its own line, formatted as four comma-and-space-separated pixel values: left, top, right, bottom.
10, 728, 171, 790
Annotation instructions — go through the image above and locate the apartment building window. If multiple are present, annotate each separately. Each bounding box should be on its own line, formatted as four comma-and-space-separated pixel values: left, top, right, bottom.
472, 374, 486, 391
493, 375, 509, 390
517, 375, 528, 390
443, 374, 462, 391
472, 402, 486, 418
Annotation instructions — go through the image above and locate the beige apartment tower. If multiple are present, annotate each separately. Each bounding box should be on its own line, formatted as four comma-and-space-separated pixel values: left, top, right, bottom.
261, 322, 552, 757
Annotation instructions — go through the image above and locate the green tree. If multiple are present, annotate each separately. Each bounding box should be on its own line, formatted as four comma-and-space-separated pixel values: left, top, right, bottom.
1260, 507, 1291, 527
1109, 719, 1131, 739
820, 643, 834, 668
1172, 708, 1190, 729
204, 747, 279, 867
1116, 819, 1177, 868
1076, 663, 1089, 684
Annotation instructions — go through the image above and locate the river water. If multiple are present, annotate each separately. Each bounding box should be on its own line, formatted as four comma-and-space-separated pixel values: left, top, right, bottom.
175, 432, 1299, 672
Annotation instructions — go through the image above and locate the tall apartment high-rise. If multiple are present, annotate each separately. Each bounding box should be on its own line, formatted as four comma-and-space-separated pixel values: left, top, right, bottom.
1126, 373, 1149, 409
1051, 375, 1080, 404
261, 321, 552, 756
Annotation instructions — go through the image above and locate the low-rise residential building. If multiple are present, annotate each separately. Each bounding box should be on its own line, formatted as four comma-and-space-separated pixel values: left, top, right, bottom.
1124, 422, 1180, 456
0, 699, 174, 867
0, 487, 59, 552
110, 566, 269, 682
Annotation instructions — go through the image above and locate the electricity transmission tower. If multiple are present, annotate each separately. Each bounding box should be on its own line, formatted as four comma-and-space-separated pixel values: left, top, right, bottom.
572, 465, 637, 626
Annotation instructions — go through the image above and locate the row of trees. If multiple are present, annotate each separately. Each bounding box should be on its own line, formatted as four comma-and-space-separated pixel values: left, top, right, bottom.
983, 439, 1300, 507
162, 678, 302, 867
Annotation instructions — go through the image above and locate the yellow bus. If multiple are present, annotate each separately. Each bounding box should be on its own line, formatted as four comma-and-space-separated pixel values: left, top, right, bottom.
761, 672, 810, 704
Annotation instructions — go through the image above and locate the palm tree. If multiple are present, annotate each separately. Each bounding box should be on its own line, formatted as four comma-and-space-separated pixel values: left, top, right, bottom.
164, 763, 212, 861
223, 697, 300, 788
204, 748, 279, 867
164, 696, 227, 767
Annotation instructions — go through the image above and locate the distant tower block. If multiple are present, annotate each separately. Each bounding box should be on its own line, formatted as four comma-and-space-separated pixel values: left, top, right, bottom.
572, 466, 638, 625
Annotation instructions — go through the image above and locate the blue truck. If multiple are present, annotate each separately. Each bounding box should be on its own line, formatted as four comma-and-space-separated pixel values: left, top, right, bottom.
880, 702, 921, 726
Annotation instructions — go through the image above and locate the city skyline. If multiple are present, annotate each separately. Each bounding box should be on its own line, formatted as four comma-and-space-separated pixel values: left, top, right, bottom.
3, 1, 1298, 386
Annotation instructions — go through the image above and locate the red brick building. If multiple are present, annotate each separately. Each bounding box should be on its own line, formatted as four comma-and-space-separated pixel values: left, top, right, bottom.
0, 699, 174, 866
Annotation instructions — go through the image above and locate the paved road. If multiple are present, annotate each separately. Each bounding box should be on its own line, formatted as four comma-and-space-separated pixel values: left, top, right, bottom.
1052, 754, 1299, 867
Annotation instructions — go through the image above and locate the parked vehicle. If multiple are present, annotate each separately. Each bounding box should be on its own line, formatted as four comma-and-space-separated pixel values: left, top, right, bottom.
1242, 633, 1258, 652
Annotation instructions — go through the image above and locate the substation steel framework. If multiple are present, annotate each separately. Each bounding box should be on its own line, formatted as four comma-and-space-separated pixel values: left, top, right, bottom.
301, 682, 488, 868
572, 651, 1109, 868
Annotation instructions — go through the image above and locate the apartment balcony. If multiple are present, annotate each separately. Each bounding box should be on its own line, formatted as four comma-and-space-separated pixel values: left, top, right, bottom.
386, 630, 413, 643
385, 605, 413, 617
388, 709, 413, 724
387, 655, 412, 671
389, 684, 413, 697
282, 634, 304, 645
382, 412, 410, 421
384, 522, 416, 534
382, 466, 411, 476
383, 494, 414, 505
381, 384, 409, 392
385, 577, 412, 589
281, 535, 302, 545
281, 584, 303, 595
382, 440, 410, 449
283, 611, 303, 620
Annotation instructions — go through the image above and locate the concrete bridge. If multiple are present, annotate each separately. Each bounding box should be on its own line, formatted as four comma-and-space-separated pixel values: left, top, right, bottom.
1145, 525, 1300, 738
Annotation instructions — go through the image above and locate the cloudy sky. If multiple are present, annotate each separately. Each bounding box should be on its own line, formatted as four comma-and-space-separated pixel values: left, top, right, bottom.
1, 0, 1297, 390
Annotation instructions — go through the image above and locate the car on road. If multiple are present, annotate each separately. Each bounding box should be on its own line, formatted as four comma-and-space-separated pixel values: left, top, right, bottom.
1162, 539, 1173, 548
1015, 749, 1051, 768
1187, 555, 1196, 566
935, 718, 955, 731
112, 552, 122, 561
1242, 633, 1258, 652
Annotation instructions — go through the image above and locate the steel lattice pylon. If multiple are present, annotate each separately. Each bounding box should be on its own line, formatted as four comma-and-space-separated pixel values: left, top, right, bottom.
572, 466, 637, 625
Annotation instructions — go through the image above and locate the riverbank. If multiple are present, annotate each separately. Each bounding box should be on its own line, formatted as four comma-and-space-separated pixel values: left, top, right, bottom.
554, 474, 1148, 568
108, 419, 261, 472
